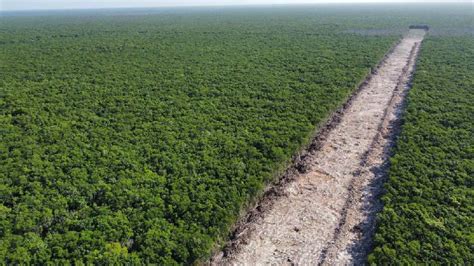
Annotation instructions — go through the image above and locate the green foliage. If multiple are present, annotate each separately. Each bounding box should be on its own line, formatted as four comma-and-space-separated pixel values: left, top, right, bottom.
369, 36, 474, 264
0, 7, 396, 264
1, 4, 472, 264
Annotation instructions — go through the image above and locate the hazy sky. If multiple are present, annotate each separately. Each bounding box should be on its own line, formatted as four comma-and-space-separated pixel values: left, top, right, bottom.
1, 0, 467, 11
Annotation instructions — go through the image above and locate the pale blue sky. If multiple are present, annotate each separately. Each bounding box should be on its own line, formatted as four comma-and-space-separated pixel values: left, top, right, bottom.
1, 0, 467, 11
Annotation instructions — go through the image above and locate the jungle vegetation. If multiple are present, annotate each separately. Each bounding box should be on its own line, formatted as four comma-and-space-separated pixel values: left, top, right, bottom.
1, 4, 472, 264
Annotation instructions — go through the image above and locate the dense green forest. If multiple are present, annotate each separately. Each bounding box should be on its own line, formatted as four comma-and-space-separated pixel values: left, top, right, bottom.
369, 37, 474, 263
0, 8, 397, 264
0, 4, 472, 264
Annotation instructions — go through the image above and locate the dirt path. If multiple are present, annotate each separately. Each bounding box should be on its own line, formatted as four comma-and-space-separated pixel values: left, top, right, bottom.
212, 29, 425, 265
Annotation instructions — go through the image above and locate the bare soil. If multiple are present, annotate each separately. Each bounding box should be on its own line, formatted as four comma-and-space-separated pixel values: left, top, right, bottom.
211, 29, 425, 265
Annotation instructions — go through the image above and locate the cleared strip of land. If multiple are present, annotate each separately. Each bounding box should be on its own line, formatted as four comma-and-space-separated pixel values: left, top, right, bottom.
213, 29, 425, 265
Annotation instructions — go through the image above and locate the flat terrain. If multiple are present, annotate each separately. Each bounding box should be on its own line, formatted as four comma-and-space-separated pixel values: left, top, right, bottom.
218, 29, 425, 265
0, 7, 396, 264
369, 35, 474, 264
1, 4, 472, 264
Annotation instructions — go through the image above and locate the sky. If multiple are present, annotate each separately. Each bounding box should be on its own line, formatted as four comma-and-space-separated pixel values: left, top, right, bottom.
1, 0, 468, 11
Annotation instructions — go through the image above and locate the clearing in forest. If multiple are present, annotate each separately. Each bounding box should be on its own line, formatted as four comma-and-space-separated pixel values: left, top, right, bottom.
214, 29, 426, 265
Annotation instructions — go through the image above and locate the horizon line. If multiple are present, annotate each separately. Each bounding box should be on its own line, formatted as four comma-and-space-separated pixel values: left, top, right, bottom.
1, 1, 471, 12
